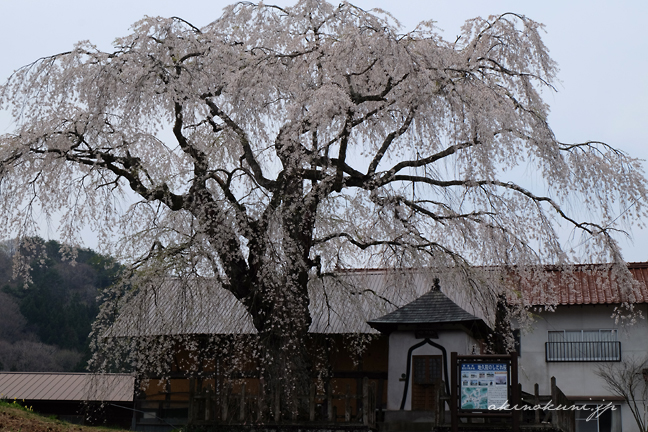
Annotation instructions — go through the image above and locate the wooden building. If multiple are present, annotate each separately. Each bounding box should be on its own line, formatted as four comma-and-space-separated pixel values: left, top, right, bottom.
108, 269, 450, 430
107, 263, 648, 432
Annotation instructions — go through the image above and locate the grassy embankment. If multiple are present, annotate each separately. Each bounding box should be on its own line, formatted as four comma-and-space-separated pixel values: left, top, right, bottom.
0, 399, 128, 432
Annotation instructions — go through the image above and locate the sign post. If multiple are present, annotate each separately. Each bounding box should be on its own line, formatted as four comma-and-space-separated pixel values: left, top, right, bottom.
459, 362, 508, 409
450, 352, 519, 432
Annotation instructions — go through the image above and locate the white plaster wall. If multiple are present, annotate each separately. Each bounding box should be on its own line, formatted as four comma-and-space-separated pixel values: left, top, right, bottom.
387, 329, 478, 410
517, 304, 648, 432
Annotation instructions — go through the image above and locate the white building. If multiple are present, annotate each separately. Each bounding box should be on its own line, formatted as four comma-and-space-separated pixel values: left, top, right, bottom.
368, 263, 648, 432
368, 283, 490, 423
515, 262, 648, 432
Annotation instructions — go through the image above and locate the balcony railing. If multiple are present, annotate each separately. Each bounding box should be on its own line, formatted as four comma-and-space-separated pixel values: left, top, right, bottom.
545, 341, 621, 362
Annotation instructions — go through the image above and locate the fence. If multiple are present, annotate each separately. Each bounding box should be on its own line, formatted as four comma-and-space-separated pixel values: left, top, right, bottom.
133, 376, 380, 429
191, 377, 378, 426
517, 377, 575, 432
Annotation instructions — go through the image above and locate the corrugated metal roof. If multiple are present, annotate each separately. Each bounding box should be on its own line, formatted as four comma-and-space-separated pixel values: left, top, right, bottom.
108, 269, 450, 337
110, 278, 257, 336
107, 263, 648, 338
0, 373, 134, 401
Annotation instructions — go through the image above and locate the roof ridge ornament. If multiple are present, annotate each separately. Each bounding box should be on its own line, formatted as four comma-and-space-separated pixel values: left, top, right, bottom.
432, 277, 441, 291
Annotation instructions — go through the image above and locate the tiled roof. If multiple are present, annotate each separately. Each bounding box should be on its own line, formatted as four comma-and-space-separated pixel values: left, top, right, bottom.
367, 288, 481, 326
518, 262, 648, 306
0, 373, 134, 402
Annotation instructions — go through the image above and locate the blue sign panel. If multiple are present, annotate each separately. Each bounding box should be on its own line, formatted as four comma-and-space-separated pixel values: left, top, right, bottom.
460, 363, 508, 410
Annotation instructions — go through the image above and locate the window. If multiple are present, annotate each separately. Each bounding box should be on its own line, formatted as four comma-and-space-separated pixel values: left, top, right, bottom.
575, 404, 621, 432
546, 330, 620, 362
413, 355, 442, 385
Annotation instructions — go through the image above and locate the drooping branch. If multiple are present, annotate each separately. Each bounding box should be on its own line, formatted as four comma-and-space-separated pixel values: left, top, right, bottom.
371, 173, 613, 236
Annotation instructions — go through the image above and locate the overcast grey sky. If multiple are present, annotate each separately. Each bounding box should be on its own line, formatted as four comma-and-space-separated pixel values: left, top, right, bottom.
1, 0, 647, 261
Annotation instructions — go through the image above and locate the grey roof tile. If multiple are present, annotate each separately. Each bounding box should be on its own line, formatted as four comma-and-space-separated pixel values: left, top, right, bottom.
368, 288, 480, 325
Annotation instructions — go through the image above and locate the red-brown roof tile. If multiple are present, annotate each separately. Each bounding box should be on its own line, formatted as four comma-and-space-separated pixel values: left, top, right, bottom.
518, 262, 648, 306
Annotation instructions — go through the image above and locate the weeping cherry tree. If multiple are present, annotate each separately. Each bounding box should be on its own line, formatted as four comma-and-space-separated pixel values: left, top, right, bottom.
1, 0, 646, 407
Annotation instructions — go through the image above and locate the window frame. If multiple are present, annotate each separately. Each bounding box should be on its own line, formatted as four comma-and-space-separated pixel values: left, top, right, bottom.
545, 329, 621, 362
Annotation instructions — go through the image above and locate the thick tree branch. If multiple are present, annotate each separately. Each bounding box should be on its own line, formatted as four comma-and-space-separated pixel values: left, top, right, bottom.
28, 138, 185, 210
367, 107, 417, 175
204, 98, 277, 189
382, 140, 477, 179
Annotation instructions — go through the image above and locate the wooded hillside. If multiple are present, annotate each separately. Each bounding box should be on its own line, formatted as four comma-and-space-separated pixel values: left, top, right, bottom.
0, 238, 121, 372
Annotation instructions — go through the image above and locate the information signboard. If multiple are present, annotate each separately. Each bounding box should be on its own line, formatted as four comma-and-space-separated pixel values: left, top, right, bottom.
459, 363, 508, 410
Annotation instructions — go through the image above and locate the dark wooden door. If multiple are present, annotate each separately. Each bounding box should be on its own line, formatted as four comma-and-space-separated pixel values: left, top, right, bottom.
412, 355, 442, 411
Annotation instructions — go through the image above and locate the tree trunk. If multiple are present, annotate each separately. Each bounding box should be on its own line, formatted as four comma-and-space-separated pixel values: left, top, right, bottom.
254, 272, 312, 421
